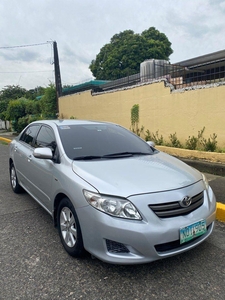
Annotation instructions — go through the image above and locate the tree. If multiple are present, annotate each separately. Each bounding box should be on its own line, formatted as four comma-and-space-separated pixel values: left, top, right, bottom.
89, 27, 173, 80
0, 85, 27, 102
0, 84, 56, 132
0, 100, 9, 129
40, 84, 57, 118
26, 86, 46, 100
5, 98, 27, 132
0, 85, 46, 102
5, 97, 43, 132
25, 100, 41, 115
0, 100, 8, 115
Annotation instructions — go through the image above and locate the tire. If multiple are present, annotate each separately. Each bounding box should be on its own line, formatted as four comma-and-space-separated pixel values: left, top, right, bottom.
57, 197, 84, 257
10, 162, 23, 193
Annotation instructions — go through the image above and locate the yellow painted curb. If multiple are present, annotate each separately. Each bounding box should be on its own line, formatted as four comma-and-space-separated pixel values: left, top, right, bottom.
157, 145, 225, 163
0, 137, 12, 144
216, 202, 225, 222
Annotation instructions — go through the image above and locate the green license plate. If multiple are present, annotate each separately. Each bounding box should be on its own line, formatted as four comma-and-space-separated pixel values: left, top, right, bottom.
180, 220, 207, 244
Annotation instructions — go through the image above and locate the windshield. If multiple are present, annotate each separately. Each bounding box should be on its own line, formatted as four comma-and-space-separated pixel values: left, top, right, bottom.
57, 123, 155, 160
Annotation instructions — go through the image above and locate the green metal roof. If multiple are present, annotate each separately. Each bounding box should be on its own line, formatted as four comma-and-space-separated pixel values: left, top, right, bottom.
62, 80, 109, 96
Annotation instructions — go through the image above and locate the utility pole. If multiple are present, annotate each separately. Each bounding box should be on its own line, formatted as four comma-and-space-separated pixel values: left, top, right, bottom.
53, 41, 62, 114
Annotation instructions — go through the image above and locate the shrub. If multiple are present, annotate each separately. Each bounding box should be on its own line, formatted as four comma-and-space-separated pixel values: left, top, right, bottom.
186, 135, 198, 150
145, 129, 152, 141
169, 132, 182, 148
200, 133, 218, 152
185, 127, 205, 150
145, 130, 164, 145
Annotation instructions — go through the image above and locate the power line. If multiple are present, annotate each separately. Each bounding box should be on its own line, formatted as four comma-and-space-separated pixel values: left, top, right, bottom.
0, 42, 54, 78
0, 70, 53, 74
0, 41, 59, 90
0, 42, 51, 49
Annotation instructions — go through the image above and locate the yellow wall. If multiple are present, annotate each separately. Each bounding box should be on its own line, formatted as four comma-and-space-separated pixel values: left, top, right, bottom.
58, 82, 225, 148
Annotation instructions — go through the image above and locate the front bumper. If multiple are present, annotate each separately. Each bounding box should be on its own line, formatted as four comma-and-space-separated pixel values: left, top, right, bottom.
76, 185, 216, 265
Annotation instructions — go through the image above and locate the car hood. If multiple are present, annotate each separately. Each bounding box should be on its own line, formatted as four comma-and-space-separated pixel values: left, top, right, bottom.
72, 152, 202, 197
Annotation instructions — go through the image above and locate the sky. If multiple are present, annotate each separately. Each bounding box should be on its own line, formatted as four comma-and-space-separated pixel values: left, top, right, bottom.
0, 0, 225, 91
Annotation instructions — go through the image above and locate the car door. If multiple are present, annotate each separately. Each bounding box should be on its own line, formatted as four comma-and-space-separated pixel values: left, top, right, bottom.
27, 125, 57, 212
13, 124, 41, 191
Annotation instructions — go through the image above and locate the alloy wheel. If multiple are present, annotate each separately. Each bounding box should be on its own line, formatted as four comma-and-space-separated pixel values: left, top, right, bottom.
60, 207, 77, 248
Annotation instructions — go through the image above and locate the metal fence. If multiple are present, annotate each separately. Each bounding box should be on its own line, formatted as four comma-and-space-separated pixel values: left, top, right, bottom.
97, 60, 225, 92
168, 63, 225, 89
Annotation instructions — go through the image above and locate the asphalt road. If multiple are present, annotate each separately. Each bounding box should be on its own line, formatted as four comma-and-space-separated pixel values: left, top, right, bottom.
0, 143, 225, 300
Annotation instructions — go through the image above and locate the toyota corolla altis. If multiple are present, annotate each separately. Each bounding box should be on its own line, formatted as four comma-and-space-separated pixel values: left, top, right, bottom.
9, 120, 216, 264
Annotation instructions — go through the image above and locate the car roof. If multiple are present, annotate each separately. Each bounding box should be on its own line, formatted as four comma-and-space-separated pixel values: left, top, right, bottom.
31, 119, 113, 127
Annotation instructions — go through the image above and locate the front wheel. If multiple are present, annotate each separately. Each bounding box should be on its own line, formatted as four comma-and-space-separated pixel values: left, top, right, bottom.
10, 162, 23, 193
57, 197, 84, 257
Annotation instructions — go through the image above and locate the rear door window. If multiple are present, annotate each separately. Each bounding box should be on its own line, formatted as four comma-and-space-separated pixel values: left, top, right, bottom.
20, 125, 40, 146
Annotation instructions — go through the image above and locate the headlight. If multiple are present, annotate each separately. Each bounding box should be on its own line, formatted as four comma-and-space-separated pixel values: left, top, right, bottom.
83, 190, 142, 220
202, 173, 209, 190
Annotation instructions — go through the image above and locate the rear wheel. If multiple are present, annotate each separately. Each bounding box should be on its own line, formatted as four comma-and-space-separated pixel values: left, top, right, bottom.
57, 197, 84, 257
10, 162, 23, 193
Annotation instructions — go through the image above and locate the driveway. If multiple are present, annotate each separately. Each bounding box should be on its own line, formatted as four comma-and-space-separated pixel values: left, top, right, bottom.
0, 143, 225, 300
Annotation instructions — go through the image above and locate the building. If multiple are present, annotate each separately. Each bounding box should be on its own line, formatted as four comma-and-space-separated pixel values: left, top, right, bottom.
59, 50, 225, 148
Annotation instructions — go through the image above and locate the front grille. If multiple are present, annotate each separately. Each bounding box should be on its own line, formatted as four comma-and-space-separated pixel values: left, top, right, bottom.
149, 191, 204, 218
106, 239, 130, 253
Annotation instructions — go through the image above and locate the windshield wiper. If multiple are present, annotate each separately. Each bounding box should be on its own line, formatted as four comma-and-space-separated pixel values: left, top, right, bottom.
73, 151, 152, 160
73, 155, 103, 160
102, 151, 151, 158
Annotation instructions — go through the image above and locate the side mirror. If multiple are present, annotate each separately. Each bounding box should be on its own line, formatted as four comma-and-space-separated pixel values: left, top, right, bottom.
33, 147, 53, 159
146, 141, 155, 148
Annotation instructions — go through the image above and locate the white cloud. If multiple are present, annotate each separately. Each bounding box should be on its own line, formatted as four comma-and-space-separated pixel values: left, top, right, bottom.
0, 0, 225, 90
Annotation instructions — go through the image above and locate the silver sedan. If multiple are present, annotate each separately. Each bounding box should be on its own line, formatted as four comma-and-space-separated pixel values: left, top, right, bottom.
9, 120, 216, 264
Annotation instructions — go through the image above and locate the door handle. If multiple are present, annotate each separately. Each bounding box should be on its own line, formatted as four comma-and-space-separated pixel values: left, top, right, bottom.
27, 155, 32, 162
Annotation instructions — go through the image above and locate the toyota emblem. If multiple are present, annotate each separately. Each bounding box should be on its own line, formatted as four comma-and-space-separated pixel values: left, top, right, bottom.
180, 196, 192, 207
